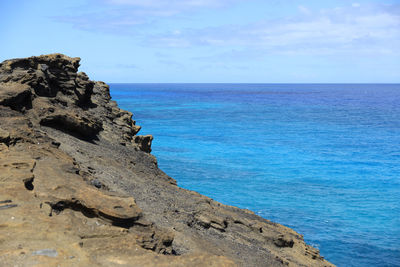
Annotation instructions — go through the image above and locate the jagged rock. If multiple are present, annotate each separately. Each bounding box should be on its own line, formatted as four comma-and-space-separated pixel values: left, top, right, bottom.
0, 54, 335, 267
0, 83, 32, 111
0, 53, 149, 151
40, 112, 102, 140
274, 235, 295, 248
194, 211, 228, 232
134, 135, 153, 153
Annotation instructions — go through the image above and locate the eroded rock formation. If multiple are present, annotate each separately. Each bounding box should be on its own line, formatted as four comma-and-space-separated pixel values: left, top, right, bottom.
0, 54, 334, 266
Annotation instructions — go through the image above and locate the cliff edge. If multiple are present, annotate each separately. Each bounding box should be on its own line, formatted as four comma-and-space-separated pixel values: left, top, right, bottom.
0, 54, 334, 267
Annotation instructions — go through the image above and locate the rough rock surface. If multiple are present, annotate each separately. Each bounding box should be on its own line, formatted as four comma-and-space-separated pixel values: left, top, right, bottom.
0, 54, 335, 267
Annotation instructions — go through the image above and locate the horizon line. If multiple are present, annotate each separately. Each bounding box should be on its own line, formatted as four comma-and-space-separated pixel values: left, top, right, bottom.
107, 82, 400, 85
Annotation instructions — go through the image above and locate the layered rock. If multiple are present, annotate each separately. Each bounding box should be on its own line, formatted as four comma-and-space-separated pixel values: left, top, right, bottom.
0, 54, 334, 266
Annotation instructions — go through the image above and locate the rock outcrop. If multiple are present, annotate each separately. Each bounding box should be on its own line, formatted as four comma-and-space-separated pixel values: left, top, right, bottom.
0, 54, 335, 266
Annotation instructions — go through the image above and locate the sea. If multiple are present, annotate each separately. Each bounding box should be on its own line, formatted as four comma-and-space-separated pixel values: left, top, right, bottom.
110, 83, 400, 267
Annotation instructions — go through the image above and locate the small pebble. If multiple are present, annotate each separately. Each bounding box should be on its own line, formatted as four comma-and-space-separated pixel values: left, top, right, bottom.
90, 179, 102, 189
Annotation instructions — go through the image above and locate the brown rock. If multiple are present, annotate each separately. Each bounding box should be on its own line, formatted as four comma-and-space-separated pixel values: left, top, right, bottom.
0, 54, 335, 267
134, 135, 153, 153
40, 112, 103, 140
0, 83, 32, 111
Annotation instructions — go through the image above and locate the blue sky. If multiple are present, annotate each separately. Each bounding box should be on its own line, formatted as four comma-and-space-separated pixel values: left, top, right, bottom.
1, 0, 399, 82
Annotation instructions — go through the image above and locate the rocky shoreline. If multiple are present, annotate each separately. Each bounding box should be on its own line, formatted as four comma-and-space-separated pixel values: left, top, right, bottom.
0, 54, 334, 266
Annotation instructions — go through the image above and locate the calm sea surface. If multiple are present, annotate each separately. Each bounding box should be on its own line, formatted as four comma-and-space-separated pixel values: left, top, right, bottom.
111, 84, 400, 267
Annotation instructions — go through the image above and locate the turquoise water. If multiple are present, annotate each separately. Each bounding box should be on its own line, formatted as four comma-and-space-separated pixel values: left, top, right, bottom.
111, 84, 400, 267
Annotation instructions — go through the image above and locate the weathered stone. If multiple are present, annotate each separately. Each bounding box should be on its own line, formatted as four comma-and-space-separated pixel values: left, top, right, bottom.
274, 234, 295, 248
40, 113, 102, 140
0, 54, 335, 267
134, 135, 153, 153
0, 83, 32, 111
195, 212, 228, 232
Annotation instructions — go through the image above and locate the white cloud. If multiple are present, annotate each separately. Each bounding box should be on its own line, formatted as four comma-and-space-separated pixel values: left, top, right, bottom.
101, 0, 240, 15
55, 0, 243, 33
298, 5, 312, 15
105, 0, 238, 8
54, 1, 400, 57
147, 3, 400, 56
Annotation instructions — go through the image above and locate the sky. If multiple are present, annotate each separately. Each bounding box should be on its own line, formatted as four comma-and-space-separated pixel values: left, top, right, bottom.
0, 0, 399, 83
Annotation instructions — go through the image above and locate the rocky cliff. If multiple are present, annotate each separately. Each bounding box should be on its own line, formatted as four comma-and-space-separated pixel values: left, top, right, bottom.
0, 54, 334, 267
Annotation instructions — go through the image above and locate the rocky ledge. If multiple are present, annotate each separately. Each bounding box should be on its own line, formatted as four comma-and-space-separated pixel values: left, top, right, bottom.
0, 54, 334, 267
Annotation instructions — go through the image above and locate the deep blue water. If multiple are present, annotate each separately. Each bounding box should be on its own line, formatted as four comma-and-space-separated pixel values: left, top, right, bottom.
110, 84, 400, 267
